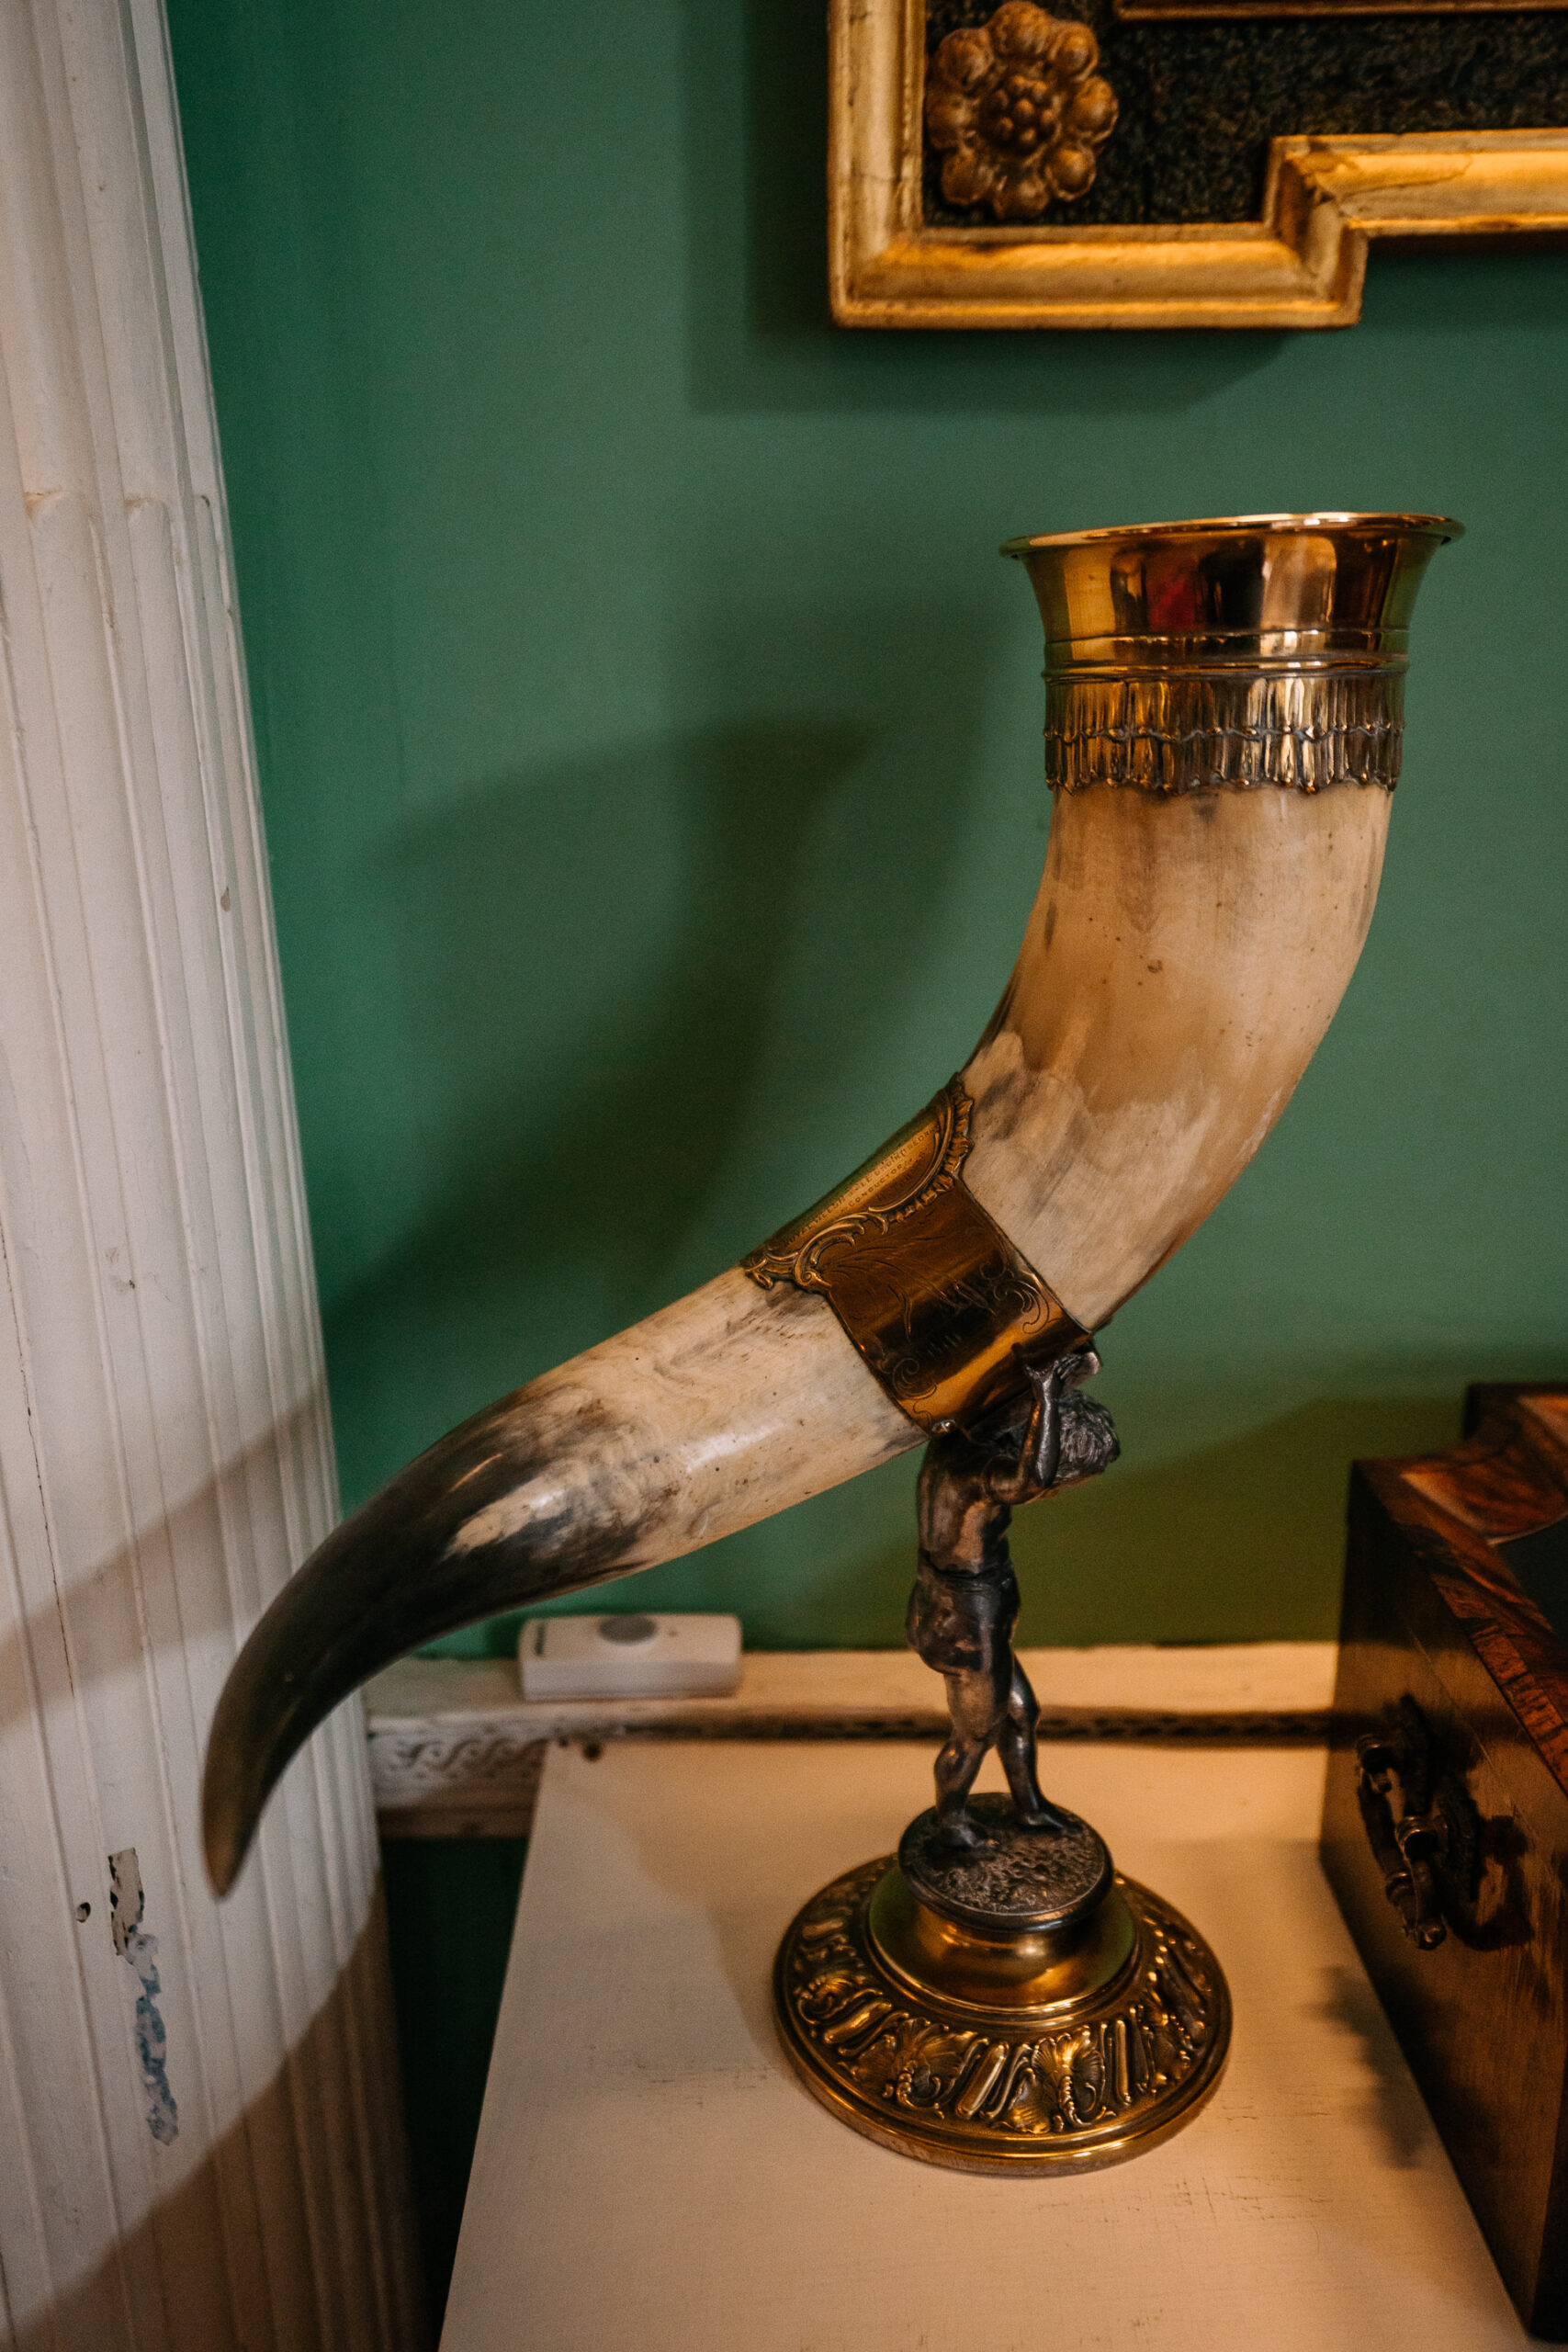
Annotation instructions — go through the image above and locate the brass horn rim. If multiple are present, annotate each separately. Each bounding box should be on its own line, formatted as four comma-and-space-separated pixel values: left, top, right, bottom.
998, 511, 1465, 556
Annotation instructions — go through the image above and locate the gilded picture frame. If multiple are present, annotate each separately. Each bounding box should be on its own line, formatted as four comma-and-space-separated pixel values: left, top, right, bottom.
829, 0, 1568, 327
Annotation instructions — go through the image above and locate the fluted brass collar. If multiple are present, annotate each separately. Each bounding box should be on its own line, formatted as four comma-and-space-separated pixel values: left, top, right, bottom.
1002, 511, 1463, 674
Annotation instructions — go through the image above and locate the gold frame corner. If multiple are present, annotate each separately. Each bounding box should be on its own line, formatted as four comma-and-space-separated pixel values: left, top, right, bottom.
829, 0, 1568, 330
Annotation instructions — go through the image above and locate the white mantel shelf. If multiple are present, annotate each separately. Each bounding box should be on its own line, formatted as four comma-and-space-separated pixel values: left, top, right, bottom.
439, 1735, 1530, 2352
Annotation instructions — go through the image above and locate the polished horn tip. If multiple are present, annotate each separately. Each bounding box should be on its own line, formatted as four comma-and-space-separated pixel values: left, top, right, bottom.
201, 1652, 285, 1894
199, 1385, 565, 1897
201, 1768, 247, 1898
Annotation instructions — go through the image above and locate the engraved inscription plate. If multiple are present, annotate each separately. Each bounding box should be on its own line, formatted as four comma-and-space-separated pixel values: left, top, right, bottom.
742, 1079, 1085, 1430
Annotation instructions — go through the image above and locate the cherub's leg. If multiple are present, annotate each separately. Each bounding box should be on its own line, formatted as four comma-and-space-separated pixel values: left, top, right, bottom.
999, 1657, 1073, 1831
932, 1668, 1006, 1848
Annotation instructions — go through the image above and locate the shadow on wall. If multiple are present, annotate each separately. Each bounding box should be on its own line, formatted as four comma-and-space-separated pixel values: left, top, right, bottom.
1007, 1389, 1466, 1644
357, 722, 866, 1299
321, 595, 1002, 1502
8, 1897, 425, 2352
0, 1404, 331, 1737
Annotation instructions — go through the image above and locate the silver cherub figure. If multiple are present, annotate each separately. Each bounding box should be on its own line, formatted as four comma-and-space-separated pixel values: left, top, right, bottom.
906, 1349, 1119, 1851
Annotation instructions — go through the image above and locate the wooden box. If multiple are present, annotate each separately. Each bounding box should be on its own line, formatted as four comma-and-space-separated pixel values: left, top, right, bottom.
1321, 1382, 1568, 2339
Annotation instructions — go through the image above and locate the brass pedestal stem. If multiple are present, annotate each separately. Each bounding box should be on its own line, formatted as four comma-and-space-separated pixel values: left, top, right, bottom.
774, 1797, 1229, 2173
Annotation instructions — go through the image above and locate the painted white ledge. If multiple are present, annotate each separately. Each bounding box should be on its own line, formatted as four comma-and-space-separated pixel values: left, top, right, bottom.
444, 1741, 1526, 2352
366, 1645, 1337, 1836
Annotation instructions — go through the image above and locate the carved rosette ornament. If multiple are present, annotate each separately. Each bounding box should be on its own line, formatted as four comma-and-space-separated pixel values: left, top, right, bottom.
926, 3, 1118, 222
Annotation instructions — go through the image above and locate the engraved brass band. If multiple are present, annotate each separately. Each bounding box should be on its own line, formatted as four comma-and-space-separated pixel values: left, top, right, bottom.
741, 1078, 1085, 1431
1043, 665, 1404, 795
1002, 512, 1461, 797
773, 1850, 1231, 2175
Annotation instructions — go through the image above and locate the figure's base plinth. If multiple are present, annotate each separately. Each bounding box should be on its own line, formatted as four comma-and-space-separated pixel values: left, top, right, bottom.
773, 1798, 1230, 2175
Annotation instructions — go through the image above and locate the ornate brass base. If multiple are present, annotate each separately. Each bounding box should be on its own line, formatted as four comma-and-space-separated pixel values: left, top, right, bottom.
774, 1797, 1229, 2174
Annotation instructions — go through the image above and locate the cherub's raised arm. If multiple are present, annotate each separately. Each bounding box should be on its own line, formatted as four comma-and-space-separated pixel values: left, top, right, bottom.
985, 1356, 1064, 1506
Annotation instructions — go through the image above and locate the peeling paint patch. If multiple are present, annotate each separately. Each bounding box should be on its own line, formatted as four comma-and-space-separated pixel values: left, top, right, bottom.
107, 1848, 179, 2144
107, 1847, 142, 1955
124, 1928, 179, 2143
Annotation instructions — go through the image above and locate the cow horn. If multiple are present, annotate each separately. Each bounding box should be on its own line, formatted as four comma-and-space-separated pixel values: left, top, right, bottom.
203, 511, 1459, 1893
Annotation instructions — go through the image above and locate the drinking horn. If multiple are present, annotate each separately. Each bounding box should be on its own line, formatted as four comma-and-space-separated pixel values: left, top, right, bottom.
203, 512, 1459, 1892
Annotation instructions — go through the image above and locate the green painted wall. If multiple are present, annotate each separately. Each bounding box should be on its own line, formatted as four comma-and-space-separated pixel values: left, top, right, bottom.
168, 0, 1568, 1657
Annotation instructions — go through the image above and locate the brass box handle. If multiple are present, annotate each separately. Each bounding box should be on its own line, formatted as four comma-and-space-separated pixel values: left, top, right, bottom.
1354, 1698, 1480, 1952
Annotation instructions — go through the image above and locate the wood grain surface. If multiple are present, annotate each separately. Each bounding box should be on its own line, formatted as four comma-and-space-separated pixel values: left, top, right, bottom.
1322, 1384, 1568, 2337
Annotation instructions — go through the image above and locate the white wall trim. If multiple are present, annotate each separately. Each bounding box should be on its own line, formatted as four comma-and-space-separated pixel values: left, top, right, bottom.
0, 2, 423, 2342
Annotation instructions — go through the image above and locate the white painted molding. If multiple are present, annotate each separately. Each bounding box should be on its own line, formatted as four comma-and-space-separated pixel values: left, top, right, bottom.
0, 2, 422, 2345
367, 1645, 1338, 1836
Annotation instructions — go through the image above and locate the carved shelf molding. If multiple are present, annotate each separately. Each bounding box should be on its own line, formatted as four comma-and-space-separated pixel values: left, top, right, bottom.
366, 1644, 1337, 1838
